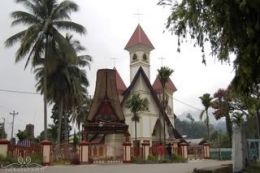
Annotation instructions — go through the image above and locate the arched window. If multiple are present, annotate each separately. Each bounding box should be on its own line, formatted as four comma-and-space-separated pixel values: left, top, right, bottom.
143, 53, 147, 61
133, 53, 137, 61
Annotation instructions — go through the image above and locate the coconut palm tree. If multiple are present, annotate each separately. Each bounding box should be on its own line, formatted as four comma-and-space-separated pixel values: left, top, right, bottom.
157, 66, 174, 144
125, 93, 148, 147
5, 0, 86, 139
199, 93, 213, 141
35, 35, 91, 149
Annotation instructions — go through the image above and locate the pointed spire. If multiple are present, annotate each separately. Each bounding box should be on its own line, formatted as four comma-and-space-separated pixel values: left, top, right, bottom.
124, 24, 154, 50
152, 77, 177, 93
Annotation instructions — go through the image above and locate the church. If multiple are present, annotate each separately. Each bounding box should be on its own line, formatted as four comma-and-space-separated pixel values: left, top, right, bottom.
83, 24, 183, 160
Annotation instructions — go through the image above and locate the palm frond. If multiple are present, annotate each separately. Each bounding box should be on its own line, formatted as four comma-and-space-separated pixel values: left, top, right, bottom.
11, 11, 40, 26
52, 0, 78, 20
5, 30, 26, 47
199, 110, 205, 120
53, 21, 86, 35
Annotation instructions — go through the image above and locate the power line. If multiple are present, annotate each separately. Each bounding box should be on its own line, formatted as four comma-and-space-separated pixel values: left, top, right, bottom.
0, 89, 39, 95
0, 88, 202, 112
173, 98, 202, 111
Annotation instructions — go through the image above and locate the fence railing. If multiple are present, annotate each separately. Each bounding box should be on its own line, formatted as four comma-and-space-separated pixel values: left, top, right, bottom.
8, 144, 41, 158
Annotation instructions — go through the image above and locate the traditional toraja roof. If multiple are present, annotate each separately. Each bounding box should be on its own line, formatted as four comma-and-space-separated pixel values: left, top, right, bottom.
113, 67, 127, 94
152, 76, 177, 93
124, 24, 154, 50
87, 69, 125, 122
121, 67, 182, 139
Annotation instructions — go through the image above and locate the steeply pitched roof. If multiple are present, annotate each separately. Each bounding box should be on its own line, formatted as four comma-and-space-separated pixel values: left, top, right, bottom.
124, 24, 154, 50
87, 69, 125, 122
113, 67, 127, 94
121, 67, 182, 139
152, 76, 177, 93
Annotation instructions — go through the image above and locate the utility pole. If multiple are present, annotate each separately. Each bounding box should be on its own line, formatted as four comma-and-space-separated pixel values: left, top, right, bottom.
10, 111, 18, 141
1, 118, 5, 138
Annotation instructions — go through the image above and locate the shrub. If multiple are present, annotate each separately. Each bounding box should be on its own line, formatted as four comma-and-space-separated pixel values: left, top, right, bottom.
147, 155, 157, 161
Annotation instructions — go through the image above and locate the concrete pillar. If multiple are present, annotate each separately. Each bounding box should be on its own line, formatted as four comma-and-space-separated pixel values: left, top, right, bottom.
122, 141, 132, 163
41, 140, 52, 166
79, 140, 89, 164
173, 143, 178, 155
180, 142, 188, 159
203, 142, 210, 159
0, 139, 9, 157
233, 126, 243, 173
142, 142, 150, 160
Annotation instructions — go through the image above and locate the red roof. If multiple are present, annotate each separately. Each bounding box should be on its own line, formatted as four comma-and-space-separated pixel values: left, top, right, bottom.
152, 77, 177, 93
114, 68, 127, 94
124, 24, 154, 50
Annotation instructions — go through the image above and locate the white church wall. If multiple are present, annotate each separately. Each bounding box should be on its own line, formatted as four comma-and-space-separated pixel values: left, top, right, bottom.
142, 115, 150, 138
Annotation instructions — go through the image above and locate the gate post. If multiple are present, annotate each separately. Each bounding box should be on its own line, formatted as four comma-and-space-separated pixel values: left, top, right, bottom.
79, 140, 89, 164
203, 142, 210, 159
173, 143, 178, 155
123, 132, 132, 163
180, 142, 188, 159
0, 139, 9, 157
41, 140, 52, 166
142, 141, 150, 160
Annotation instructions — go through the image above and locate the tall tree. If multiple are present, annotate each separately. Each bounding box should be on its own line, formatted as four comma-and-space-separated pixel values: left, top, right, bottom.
125, 93, 148, 147
199, 93, 213, 141
157, 66, 174, 144
71, 96, 93, 140
5, 0, 86, 139
212, 88, 233, 143
35, 34, 91, 147
158, 0, 260, 95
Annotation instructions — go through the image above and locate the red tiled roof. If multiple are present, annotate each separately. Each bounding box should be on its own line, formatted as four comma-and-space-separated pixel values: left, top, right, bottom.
152, 76, 177, 93
124, 24, 154, 50
114, 67, 127, 94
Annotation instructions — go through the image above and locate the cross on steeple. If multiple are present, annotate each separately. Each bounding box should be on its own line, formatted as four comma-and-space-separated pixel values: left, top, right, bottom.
111, 57, 117, 67
134, 10, 143, 23
158, 57, 166, 67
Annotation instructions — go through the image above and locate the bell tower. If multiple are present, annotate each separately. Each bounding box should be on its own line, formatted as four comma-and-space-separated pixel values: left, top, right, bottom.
124, 24, 154, 82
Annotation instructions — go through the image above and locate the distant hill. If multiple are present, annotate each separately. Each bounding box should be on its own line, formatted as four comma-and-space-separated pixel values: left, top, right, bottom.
176, 109, 227, 132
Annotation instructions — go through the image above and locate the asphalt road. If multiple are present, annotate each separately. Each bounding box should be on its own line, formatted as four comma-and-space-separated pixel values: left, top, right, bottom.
1, 160, 232, 173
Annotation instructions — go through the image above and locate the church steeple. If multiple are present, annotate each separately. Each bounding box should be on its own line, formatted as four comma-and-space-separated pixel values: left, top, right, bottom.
125, 24, 154, 82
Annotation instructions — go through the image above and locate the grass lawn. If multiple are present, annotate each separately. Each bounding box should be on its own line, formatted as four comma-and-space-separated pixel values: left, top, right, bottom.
242, 162, 260, 173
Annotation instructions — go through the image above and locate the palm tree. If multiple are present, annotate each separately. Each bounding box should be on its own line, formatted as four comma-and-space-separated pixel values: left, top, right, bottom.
71, 97, 92, 140
34, 36, 91, 150
125, 93, 148, 146
5, 0, 86, 139
199, 93, 213, 141
157, 66, 174, 145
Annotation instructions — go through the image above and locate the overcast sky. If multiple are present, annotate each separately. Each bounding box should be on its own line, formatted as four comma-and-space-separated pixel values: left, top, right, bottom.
0, 0, 234, 138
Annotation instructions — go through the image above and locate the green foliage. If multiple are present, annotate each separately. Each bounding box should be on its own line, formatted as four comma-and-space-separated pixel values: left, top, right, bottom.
147, 155, 157, 161
159, 0, 260, 93
175, 117, 207, 138
16, 129, 28, 142
0, 154, 17, 166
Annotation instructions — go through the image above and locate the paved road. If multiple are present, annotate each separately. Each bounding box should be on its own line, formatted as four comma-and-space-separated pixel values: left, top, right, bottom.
1, 160, 232, 173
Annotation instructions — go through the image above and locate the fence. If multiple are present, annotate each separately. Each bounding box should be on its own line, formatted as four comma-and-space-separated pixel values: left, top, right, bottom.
187, 145, 204, 160
210, 148, 232, 160
8, 144, 41, 159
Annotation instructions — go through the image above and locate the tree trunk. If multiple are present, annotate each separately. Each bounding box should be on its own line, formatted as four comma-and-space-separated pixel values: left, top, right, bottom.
43, 36, 49, 140
206, 111, 210, 141
162, 87, 166, 145
135, 116, 137, 156
64, 110, 68, 143
56, 98, 63, 159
